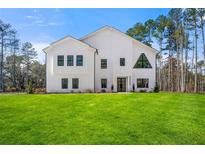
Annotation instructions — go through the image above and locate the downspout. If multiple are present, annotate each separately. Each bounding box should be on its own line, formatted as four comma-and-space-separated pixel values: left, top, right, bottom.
155, 53, 159, 87
94, 49, 98, 93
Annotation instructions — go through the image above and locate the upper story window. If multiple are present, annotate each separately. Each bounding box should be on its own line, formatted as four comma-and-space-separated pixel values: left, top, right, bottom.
133, 53, 152, 68
101, 79, 107, 88
76, 55, 83, 66
67, 55, 74, 66
57, 55, 64, 66
101, 59, 107, 69
120, 58, 125, 66
72, 78, 79, 89
61, 78, 68, 89
137, 78, 149, 88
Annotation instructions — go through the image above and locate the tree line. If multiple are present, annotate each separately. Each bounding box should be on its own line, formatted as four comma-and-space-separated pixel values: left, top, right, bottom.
0, 19, 45, 93
1, 8, 205, 93
127, 8, 205, 93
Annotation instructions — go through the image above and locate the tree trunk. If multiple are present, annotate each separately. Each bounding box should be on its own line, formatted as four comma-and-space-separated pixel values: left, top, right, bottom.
0, 34, 3, 92
201, 16, 205, 65
13, 48, 16, 87
191, 37, 195, 92
202, 69, 204, 92
194, 20, 198, 93
176, 43, 180, 92
26, 62, 29, 86
12, 35, 17, 88
185, 42, 188, 92
158, 35, 162, 90
168, 50, 171, 92
200, 67, 203, 92
180, 27, 184, 92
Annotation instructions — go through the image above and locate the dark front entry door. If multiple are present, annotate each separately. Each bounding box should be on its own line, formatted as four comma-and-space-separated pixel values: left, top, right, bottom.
117, 78, 126, 92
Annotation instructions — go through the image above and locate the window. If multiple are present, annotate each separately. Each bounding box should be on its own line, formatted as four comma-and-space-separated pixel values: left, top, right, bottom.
133, 53, 152, 68
120, 58, 125, 66
101, 59, 107, 69
61, 78, 68, 89
72, 78, 79, 89
101, 79, 107, 88
57, 55, 64, 66
76, 55, 83, 66
67, 55, 74, 66
137, 78, 149, 88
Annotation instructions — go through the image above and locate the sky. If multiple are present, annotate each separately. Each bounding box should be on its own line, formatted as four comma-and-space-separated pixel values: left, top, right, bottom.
0, 8, 170, 63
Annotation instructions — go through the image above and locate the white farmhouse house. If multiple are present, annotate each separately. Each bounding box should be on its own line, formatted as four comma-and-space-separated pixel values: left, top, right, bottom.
43, 26, 158, 93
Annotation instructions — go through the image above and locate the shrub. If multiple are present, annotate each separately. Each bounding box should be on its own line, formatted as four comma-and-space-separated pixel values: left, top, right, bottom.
77, 90, 81, 93
139, 89, 147, 93
132, 83, 135, 91
111, 84, 114, 92
85, 89, 93, 93
70, 90, 74, 93
153, 84, 159, 93
6, 87, 17, 92
34, 88, 46, 94
101, 89, 106, 93
26, 81, 33, 94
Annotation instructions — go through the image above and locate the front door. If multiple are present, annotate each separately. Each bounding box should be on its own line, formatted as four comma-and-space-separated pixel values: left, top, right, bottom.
117, 78, 126, 92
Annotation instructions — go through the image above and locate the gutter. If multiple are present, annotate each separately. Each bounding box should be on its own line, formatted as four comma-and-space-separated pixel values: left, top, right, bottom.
155, 52, 159, 86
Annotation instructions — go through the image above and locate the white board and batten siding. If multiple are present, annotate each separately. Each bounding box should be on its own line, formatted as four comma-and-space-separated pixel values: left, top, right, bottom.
45, 37, 96, 93
44, 26, 158, 93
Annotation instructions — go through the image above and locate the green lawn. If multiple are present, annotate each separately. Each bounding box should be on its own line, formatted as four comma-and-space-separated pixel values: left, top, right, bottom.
0, 92, 205, 144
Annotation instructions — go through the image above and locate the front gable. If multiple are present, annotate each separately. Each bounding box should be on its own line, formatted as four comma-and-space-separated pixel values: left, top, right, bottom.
80, 26, 132, 48
80, 26, 158, 55
45, 36, 96, 77
43, 36, 96, 54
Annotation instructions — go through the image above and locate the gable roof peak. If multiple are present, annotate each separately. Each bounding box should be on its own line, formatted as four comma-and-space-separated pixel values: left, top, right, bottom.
80, 25, 158, 54
43, 35, 96, 53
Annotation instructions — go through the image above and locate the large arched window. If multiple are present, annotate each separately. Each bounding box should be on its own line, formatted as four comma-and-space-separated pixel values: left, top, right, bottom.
133, 53, 152, 68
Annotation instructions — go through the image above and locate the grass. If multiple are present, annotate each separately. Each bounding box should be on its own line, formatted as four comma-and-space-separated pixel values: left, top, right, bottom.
0, 92, 205, 145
